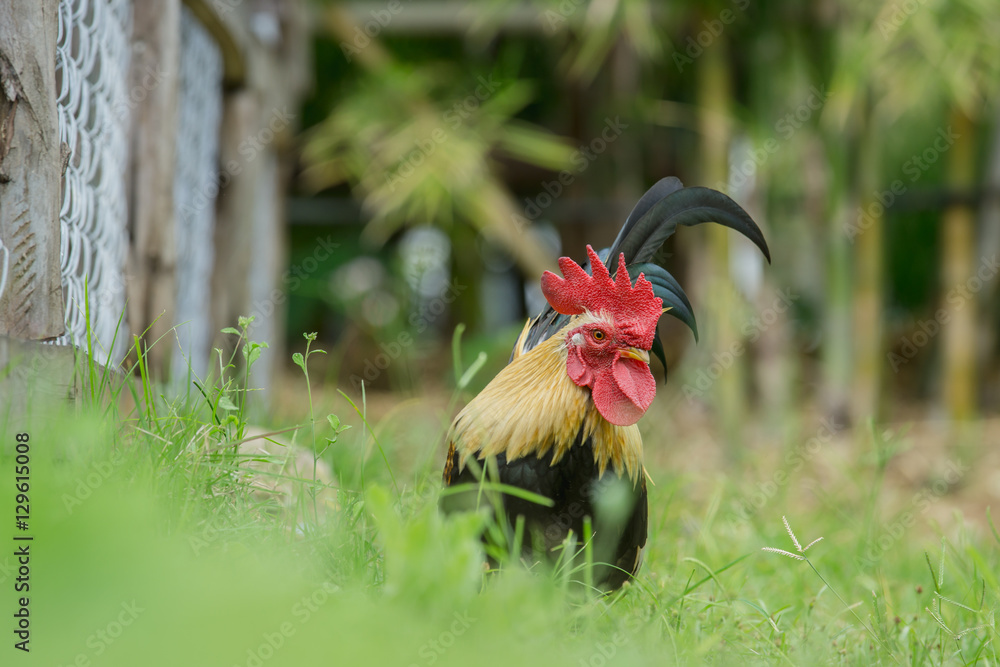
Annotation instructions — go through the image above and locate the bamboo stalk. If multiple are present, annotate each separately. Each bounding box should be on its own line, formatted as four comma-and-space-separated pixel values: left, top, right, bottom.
940, 108, 977, 422
697, 38, 746, 445
850, 120, 884, 423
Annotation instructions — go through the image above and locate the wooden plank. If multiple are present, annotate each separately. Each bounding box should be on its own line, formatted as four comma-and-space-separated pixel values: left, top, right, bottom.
336, 1, 578, 34
0, 334, 133, 428
183, 0, 246, 87
210, 89, 258, 342
0, 335, 83, 427
0, 0, 63, 340
207, 0, 310, 402
126, 0, 182, 378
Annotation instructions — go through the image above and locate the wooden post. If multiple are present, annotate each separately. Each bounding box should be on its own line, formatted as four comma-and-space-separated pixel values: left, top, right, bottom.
209, 0, 310, 400
0, 0, 63, 340
210, 89, 258, 343
126, 0, 182, 377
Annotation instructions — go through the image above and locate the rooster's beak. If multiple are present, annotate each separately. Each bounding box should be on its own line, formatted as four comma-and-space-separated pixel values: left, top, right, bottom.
619, 347, 650, 364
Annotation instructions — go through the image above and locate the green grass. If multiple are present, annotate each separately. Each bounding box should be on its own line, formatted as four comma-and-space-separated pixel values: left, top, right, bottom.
2, 322, 998, 666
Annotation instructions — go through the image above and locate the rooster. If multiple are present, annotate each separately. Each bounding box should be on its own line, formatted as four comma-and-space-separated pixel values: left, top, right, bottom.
441, 177, 770, 590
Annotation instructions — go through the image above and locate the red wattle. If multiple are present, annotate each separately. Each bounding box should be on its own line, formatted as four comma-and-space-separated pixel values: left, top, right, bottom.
592, 357, 656, 426
566, 346, 593, 387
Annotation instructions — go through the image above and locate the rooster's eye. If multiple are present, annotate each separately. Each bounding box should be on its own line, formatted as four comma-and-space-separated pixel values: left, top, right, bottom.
592, 330, 606, 341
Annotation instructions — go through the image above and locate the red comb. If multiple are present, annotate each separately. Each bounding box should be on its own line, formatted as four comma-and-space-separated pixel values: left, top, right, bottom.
541, 246, 663, 348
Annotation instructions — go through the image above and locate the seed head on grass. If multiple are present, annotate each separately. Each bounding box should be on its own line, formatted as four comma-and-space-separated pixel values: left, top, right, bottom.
761, 517, 899, 663
761, 516, 824, 561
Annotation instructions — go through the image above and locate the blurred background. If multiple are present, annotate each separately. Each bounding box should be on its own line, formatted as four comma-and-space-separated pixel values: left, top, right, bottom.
282, 0, 1000, 437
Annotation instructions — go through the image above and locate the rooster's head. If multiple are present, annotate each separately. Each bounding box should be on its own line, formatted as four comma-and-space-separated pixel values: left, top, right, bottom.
541, 246, 663, 427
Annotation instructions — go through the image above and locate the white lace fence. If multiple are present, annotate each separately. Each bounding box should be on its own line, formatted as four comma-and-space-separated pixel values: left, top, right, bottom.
171, 6, 224, 382
52, 0, 133, 366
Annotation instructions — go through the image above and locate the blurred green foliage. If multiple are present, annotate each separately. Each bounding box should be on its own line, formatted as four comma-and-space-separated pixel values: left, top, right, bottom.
291, 0, 1000, 419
